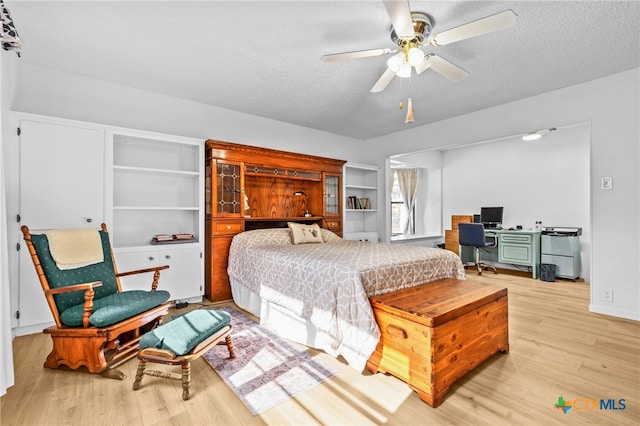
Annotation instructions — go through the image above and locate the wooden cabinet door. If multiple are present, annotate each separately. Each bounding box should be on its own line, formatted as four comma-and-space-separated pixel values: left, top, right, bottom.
323, 173, 341, 217
210, 237, 233, 301
211, 159, 244, 217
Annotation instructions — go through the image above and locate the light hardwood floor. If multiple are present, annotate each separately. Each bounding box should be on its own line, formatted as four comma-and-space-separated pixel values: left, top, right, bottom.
2, 273, 638, 425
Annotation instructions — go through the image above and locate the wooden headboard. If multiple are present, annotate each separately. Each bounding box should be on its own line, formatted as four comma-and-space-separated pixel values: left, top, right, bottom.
204, 140, 345, 302
243, 218, 324, 232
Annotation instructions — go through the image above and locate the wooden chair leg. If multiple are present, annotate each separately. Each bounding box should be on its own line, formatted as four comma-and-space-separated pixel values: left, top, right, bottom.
181, 363, 191, 400
132, 360, 147, 391
225, 335, 236, 359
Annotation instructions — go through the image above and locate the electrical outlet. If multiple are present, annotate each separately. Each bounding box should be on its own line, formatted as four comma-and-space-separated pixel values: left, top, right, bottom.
601, 289, 613, 302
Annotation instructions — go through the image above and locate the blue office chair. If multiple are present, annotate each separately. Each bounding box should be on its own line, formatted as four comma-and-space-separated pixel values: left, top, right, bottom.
458, 222, 498, 275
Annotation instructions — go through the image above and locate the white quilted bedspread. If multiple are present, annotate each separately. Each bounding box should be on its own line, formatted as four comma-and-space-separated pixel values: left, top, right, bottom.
227, 228, 465, 371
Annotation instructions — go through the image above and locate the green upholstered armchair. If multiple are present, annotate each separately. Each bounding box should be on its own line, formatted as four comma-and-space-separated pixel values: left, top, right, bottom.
21, 223, 172, 380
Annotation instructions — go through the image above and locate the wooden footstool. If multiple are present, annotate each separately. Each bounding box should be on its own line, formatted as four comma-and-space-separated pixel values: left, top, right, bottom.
133, 309, 235, 400
367, 278, 509, 407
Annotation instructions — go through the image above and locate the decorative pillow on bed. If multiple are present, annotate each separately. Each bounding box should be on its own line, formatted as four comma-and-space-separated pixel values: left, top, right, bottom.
288, 222, 324, 244
320, 228, 342, 243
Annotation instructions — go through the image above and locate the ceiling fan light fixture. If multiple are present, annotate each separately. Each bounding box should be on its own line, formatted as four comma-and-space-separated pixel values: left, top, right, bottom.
407, 47, 425, 67
396, 61, 412, 78
386, 52, 405, 73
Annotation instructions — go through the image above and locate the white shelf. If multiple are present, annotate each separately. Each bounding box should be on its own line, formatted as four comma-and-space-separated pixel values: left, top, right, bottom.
113, 206, 199, 210
343, 163, 379, 237
113, 165, 199, 177
115, 240, 200, 250
345, 184, 377, 190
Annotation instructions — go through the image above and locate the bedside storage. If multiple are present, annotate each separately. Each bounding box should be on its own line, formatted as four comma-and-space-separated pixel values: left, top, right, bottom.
205, 219, 245, 302
367, 278, 509, 407
324, 219, 342, 236
212, 220, 244, 235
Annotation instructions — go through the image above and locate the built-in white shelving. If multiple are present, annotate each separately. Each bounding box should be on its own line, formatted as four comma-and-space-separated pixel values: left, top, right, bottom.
110, 133, 202, 248
343, 162, 379, 242
109, 130, 204, 302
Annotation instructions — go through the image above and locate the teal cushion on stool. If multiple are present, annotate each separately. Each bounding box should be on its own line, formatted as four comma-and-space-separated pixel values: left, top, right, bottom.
139, 310, 232, 356
60, 290, 171, 327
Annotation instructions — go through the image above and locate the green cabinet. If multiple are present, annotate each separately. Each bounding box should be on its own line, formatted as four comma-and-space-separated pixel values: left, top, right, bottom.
498, 231, 541, 278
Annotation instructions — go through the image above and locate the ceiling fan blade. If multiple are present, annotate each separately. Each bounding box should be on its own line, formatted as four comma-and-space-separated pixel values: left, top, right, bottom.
322, 48, 393, 62
383, 0, 414, 38
428, 9, 517, 46
423, 55, 469, 82
370, 68, 396, 93
415, 57, 432, 75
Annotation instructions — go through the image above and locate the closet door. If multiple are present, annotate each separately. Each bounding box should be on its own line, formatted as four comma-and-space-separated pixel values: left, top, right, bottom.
18, 119, 104, 329
19, 119, 104, 229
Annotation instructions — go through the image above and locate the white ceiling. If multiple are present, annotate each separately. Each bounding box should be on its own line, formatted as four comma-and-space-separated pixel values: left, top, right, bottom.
8, 1, 640, 140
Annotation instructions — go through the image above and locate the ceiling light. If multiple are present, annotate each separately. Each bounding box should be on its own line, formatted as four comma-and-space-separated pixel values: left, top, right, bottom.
522, 132, 542, 141
522, 127, 557, 141
407, 47, 425, 67
396, 61, 412, 78
386, 52, 405, 73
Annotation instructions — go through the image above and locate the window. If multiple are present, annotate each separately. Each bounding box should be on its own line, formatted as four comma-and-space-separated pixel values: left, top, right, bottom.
391, 169, 415, 235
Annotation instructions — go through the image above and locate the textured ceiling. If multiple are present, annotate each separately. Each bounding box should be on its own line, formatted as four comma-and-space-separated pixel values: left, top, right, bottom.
8, 1, 640, 140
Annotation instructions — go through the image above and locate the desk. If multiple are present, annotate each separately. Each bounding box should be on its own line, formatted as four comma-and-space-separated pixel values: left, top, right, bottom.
460, 229, 542, 279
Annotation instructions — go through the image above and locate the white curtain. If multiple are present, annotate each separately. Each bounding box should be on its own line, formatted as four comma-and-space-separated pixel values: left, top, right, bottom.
396, 168, 419, 235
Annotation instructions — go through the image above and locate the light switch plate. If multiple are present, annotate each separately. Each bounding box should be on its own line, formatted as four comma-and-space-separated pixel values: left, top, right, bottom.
601, 177, 613, 190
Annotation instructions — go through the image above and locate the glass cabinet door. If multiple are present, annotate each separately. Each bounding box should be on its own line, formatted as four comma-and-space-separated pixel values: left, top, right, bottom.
213, 160, 244, 217
324, 173, 340, 216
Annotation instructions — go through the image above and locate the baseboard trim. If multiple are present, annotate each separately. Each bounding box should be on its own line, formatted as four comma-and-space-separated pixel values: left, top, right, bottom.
589, 304, 640, 321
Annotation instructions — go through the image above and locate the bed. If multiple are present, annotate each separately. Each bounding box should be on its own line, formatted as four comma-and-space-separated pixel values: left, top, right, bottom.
227, 226, 466, 372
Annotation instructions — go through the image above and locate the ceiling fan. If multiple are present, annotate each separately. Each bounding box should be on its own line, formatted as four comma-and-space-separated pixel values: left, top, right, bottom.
322, 0, 517, 93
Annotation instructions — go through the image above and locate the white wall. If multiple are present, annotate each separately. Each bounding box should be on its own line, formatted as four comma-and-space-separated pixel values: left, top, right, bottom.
11, 63, 366, 162
366, 68, 639, 321
442, 123, 590, 280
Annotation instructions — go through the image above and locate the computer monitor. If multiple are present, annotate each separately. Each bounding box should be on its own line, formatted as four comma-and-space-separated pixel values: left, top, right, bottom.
480, 207, 503, 228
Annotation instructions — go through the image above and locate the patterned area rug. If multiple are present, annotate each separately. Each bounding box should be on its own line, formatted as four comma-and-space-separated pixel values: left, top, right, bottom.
202, 306, 338, 415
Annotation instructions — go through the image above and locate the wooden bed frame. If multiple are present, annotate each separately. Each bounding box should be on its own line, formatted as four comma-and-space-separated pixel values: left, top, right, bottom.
204, 140, 345, 302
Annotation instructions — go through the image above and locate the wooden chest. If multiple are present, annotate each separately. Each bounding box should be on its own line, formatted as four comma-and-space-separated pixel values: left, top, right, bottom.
367, 278, 509, 407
